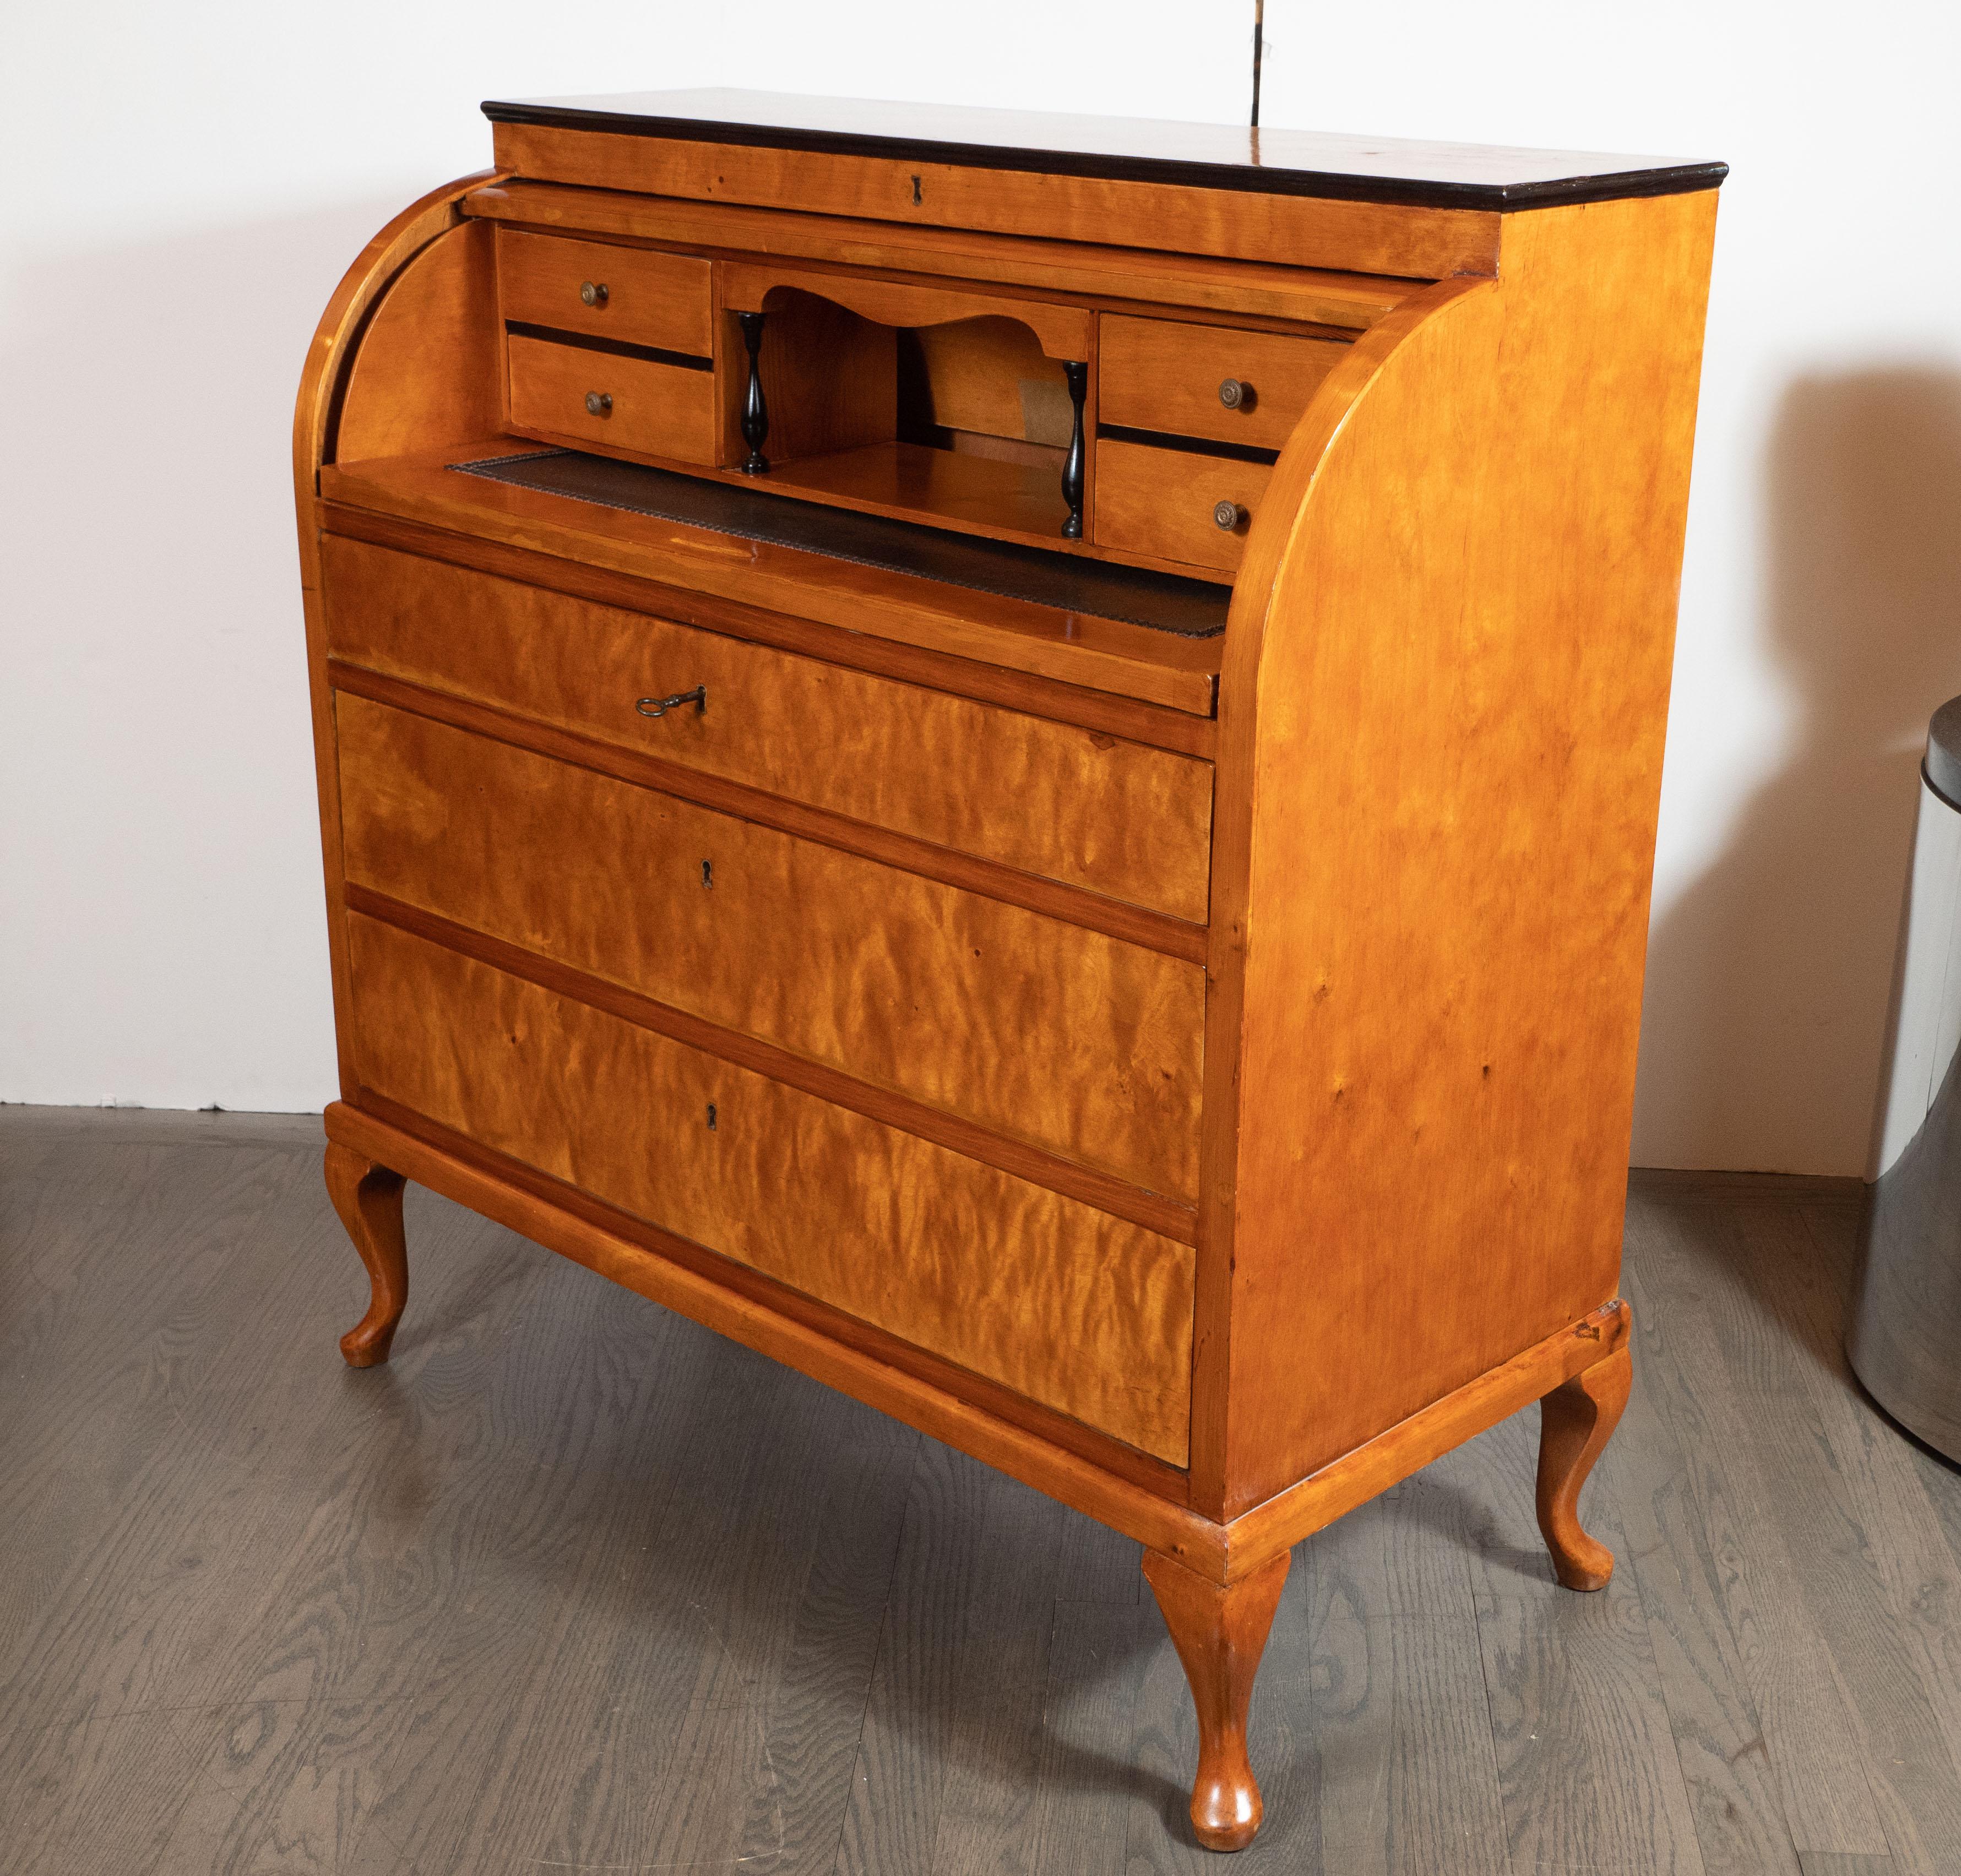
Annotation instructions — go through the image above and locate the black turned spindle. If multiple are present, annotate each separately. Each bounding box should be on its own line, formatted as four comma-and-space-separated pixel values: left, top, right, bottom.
737, 311, 769, 474
1060, 360, 1088, 539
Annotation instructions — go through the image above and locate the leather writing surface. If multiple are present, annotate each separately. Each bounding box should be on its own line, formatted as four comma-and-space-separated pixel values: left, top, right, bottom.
452, 450, 1231, 637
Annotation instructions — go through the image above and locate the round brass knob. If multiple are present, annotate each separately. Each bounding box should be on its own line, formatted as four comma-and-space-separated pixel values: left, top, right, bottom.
1214, 499, 1247, 531
580, 280, 609, 307
585, 391, 613, 417
1218, 377, 1251, 410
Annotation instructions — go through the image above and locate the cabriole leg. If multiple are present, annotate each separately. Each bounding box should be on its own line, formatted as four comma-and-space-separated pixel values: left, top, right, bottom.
1535, 1337, 1632, 1590
324, 1141, 408, 1368
1141, 1547, 1290, 1852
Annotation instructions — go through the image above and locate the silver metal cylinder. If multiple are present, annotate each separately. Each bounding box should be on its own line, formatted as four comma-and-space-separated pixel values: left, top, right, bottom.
1849, 697, 1961, 1459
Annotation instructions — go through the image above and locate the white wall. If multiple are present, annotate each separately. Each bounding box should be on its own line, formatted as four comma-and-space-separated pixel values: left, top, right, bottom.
4, 2, 1958, 1172
1258, 4, 1961, 1174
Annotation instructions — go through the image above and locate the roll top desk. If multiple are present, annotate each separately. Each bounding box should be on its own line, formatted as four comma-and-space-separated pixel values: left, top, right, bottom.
296, 91, 1722, 1850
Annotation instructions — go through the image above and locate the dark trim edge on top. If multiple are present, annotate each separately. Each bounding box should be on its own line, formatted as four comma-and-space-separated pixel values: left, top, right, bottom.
480, 100, 1729, 212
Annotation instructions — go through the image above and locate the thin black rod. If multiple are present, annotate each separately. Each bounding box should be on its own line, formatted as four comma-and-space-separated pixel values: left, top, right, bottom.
1251, 0, 1264, 130
737, 311, 769, 475
1060, 361, 1088, 540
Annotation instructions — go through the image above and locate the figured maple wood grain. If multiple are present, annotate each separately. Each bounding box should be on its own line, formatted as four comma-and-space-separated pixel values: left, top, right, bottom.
322, 503, 1214, 757
330, 661, 1208, 969
346, 891, 1197, 1242
343, 915, 1196, 1464
330, 1094, 1199, 1519
334, 695, 1204, 1197
320, 535, 1215, 921
1199, 190, 1721, 1515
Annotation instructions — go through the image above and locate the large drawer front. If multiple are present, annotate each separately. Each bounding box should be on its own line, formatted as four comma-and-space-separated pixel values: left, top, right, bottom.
322, 536, 1213, 922
336, 697, 1204, 1197
346, 915, 1196, 1464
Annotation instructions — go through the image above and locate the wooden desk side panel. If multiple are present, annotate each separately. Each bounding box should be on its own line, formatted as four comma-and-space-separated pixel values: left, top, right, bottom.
1205, 192, 1719, 1515
293, 174, 501, 1099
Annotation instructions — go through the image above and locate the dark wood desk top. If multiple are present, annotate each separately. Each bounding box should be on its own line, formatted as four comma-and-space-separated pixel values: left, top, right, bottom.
480, 88, 1727, 211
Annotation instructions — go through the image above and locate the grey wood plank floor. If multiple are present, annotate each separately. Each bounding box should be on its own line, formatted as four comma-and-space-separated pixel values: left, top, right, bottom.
3, 1110, 1958, 1874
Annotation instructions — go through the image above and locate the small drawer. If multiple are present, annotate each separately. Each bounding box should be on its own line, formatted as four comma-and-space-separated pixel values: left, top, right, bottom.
507, 332, 717, 465
1100, 315, 1346, 453
322, 538, 1214, 923
497, 227, 711, 356
1094, 439, 1273, 575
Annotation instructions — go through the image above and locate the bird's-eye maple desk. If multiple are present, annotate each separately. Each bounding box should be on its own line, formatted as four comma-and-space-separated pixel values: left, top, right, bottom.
296, 90, 1723, 1850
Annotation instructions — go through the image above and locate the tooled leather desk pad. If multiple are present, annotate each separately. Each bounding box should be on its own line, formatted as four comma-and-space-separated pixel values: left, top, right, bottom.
450, 449, 1231, 639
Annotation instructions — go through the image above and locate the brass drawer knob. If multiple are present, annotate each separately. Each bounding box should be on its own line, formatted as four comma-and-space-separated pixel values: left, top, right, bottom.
585, 391, 613, 417
580, 280, 609, 307
1218, 377, 1253, 410
1214, 500, 1248, 531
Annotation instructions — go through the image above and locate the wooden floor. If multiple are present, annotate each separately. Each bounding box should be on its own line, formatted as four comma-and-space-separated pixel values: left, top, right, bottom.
3, 1111, 1960, 1875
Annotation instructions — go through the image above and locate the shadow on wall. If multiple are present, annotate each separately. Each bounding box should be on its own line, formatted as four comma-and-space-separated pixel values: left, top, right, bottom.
1634, 370, 1961, 1176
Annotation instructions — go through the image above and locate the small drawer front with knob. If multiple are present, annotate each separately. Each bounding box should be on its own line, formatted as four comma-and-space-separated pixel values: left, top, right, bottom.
1093, 439, 1272, 574
507, 333, 717, 464
496, 227, 712, 355
1099, 314, 1348, 454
